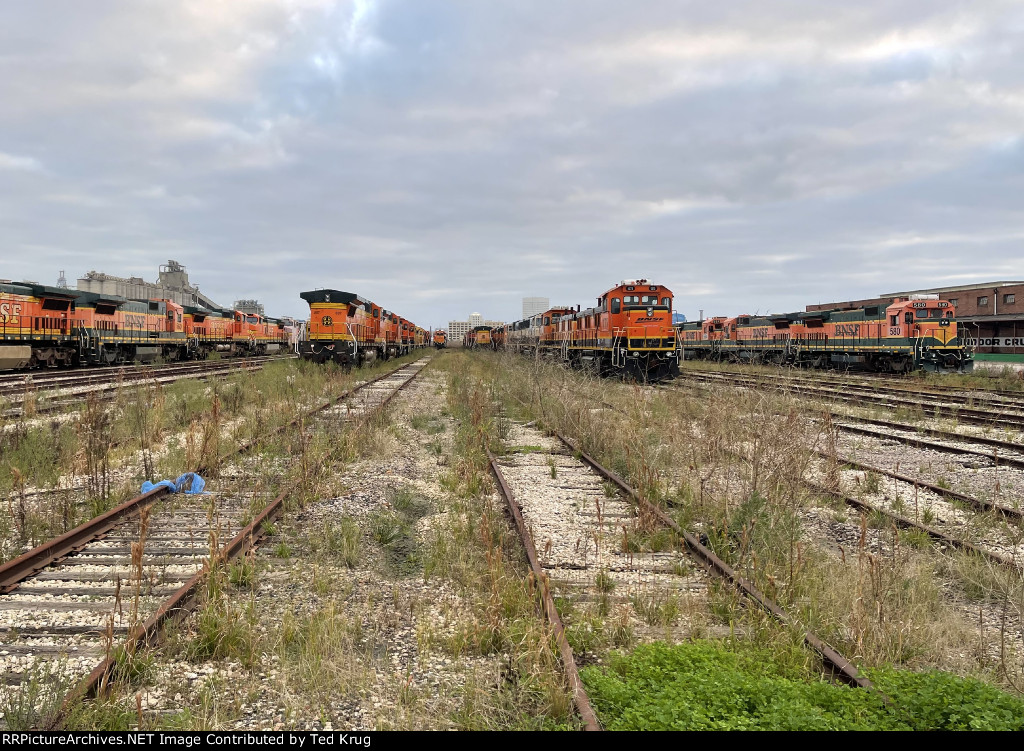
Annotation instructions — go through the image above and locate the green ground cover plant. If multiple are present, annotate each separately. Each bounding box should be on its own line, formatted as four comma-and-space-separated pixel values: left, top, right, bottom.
582, 641, 1024, 730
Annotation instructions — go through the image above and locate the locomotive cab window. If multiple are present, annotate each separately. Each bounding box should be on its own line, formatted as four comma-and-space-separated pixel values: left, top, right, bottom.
623, 295, 640, 305
890, 315, 898, 326
662, 297, 671, 309
640, 295, 658, 305
611, 298, 620, 314
904, 312, 913, 324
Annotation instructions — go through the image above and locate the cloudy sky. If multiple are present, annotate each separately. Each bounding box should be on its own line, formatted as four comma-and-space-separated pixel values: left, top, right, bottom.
1, 1, 1022, 327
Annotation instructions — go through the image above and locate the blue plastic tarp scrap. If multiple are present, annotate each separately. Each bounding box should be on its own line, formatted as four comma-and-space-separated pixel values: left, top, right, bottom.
141, 472, 206, 496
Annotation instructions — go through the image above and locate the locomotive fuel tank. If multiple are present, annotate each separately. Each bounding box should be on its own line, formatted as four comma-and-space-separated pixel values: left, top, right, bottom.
0, 346, 31, 370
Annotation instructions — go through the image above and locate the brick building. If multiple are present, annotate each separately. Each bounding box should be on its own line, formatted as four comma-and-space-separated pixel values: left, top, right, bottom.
883, 282, 1024, 359
808, 281, 1024, 359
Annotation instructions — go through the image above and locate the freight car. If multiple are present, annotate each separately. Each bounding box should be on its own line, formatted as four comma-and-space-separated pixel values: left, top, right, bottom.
678, 295, 971, 373
495, 280, 679, 381
298, 288, 425, 368
0, 281, 288, 370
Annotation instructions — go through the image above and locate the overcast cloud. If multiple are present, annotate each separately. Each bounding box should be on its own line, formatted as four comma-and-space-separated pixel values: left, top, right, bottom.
1, 1, 1022, 326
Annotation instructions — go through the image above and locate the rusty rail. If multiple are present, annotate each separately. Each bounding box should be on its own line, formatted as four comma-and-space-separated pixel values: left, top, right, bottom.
823, 418, 1024, 472
805, 479, 1016, 568
0, 486, 170, 594
816, 449, 1023, 521
555, 431, 874, 690
487, 450, 602, 732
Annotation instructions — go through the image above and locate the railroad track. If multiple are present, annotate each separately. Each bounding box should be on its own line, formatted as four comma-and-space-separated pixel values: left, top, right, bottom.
1, 357, 292, 419
675, 370, 1024, 430
487, 421, 873, 730
679, 364, 1024, 406
658, 380, 1023, 566
0, 357, 429, 729
668, 377, 1024, 470
0, 355, 294, 397
813, 413, 1024, 513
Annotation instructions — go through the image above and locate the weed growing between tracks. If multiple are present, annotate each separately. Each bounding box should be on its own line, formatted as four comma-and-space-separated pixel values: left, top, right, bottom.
123, 355, 575, 730
0, 357, 358, 564
459, 350, 1024, 705
419, 356, 577, 729
35, 356, 425, 729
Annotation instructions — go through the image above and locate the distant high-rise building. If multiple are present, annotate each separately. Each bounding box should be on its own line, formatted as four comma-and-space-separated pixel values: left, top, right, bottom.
449, 314, 504, 343
522, 297, 549, 318
448, 320, 471, 342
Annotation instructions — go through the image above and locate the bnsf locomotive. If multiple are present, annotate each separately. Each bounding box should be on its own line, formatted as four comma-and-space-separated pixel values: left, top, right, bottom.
495, 279, 680, 381
0, 281, 290, 370
298, 289, 427, 368
433, 330, 447, 349
463, 326, 492, 350
679, 295, 971, 373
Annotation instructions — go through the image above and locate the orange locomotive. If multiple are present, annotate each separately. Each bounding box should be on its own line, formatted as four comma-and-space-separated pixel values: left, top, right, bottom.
504, 307, 575, 356
678, 295, 971, 373
495, 280, 679, 381
298, 288, 424, 368
0, 281, 288, 369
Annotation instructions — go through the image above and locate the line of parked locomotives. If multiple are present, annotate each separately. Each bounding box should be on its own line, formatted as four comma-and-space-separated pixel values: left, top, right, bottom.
6, 277, 970, 379
466, 282, 973, 379
297, 289, 429, 367
0, 281, 293, 370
